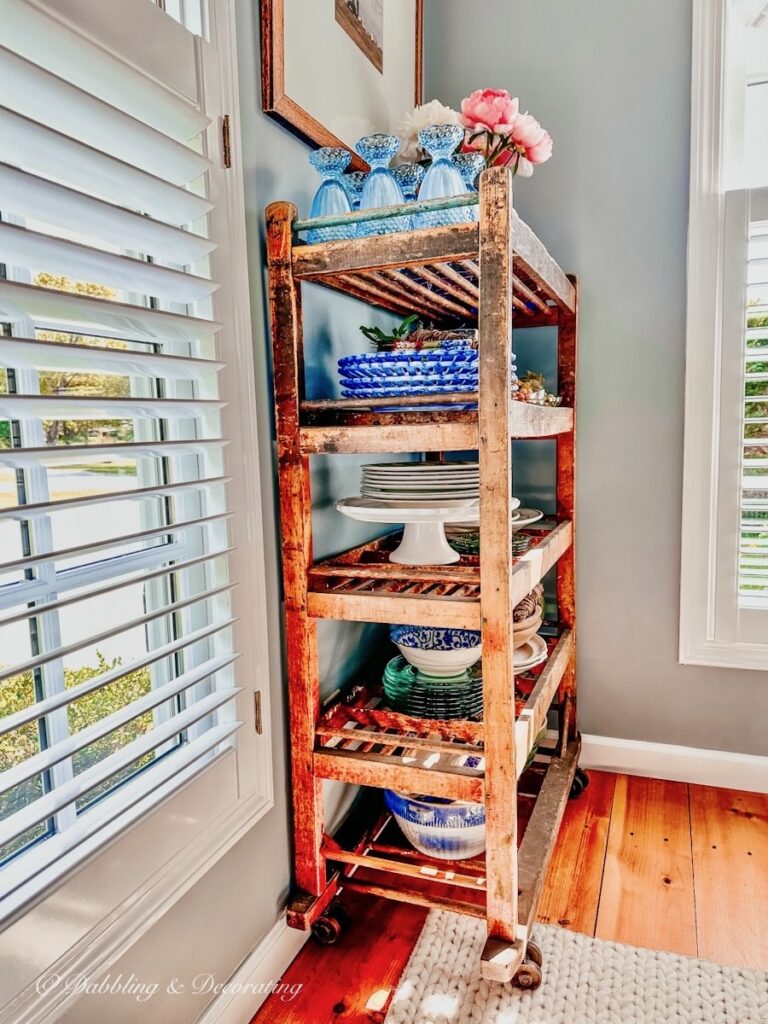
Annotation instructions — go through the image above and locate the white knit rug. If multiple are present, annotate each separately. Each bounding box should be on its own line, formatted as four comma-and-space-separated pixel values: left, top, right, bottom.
384, 911, 768, 1024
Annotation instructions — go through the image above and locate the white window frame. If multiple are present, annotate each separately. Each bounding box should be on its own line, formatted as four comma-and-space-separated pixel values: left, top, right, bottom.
680, 0, 768, 669
0, 2, 273, 1020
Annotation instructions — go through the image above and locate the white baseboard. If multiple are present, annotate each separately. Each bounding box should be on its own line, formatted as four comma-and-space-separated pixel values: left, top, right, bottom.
581, 733, 768, 793
195, 916, 308, 1024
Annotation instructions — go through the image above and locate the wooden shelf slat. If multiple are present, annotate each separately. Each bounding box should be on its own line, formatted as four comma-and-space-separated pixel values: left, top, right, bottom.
299, 404, 573, 454
343, 878, 487, 919
514, 630, 573, 777
322, 845, 488, 892
293, 222, 480, 280
515, 738, 580, 933
511, 213, 576, 313
313, 749, 485, 801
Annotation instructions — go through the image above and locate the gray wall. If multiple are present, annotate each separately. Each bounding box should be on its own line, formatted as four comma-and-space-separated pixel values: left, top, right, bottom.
426, 0, 768, 754
58, 2, 394, 1021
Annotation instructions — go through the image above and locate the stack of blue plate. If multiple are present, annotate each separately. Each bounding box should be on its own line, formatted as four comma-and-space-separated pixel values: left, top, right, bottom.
338, 349, 518, 401
338, 349, 478, 399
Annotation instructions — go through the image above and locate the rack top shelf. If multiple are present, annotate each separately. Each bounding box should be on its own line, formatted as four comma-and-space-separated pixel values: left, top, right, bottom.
284, 202, 575, 326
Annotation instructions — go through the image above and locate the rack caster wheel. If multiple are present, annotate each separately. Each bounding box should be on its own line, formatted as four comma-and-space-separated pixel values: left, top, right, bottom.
513, 958, 543, 991
525, 940, 543, 968
311, 904, 347, 945
569, 767, 590, 800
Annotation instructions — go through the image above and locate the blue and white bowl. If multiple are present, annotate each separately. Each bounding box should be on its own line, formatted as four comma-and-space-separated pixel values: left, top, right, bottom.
384, 790, 486, 859
390, 625, 482, 675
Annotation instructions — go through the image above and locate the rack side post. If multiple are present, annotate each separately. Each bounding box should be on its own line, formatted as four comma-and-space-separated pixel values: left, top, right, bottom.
266, 202, 326, 900
477, 168, 524, 981
556, 276, 578, 745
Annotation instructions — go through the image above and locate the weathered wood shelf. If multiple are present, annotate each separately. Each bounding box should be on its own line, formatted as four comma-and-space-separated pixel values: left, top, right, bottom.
307, 523, 572, 629
319, 736, 580, 958
312, 630, 573, 801
266, 167, 580, 987
298, 402, 573, 454
291, 215, 575, 323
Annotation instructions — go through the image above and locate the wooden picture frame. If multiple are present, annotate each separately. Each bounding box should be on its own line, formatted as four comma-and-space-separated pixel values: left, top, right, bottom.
261, 0, 423, 171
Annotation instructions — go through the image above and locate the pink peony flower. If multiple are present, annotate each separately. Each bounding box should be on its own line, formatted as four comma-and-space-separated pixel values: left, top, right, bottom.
460, 88, 519, 135
527, 131, 553, 164
510, 113, 553, 166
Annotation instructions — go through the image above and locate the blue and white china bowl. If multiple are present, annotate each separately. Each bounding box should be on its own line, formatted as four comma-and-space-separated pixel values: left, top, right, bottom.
390, 625, 482, 676
384, 790, 486, 860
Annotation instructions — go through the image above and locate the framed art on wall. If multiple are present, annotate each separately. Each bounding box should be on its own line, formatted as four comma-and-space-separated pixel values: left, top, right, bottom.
261, 0, 423, 168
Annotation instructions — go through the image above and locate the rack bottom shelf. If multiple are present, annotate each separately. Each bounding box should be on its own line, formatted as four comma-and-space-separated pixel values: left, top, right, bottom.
287, 738, 580, 982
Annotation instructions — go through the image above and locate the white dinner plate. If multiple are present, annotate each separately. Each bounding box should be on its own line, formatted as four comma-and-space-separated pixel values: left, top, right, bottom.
362, 462, 478, 472
362, 482, 480, 492
362, 490, 480, 501
514, 634, 548, 671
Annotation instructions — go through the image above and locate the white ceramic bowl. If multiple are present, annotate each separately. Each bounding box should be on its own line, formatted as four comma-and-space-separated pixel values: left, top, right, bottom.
390, 626, 482, 677
513, 608, 544, 649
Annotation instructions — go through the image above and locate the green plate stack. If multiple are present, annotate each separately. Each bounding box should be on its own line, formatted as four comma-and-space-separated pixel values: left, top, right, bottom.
382, 656, 483, 719
448, 532, 533, 557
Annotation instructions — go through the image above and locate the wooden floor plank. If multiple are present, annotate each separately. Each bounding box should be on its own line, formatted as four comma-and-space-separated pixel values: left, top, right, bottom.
690, 784, 768, 969
595, 774, 697, 957
251, 896, 427, 1024
537, 769, 615, 936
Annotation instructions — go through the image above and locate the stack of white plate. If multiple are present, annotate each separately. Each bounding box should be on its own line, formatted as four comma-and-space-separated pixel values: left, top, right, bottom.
361, 461, 480, 508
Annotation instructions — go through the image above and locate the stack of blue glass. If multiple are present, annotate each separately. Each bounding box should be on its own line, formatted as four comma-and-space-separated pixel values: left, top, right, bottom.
306, 128, 482, 241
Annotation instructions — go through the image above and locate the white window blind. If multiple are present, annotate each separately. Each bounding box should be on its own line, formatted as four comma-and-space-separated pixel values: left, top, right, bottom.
0, 0, 243, 912
740, 194, 768, 603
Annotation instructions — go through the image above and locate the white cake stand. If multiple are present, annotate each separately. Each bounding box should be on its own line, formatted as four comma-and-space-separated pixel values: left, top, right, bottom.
336, 497, 480, 565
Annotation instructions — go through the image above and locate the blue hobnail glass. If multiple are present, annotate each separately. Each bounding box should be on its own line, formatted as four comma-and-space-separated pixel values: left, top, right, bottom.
355, 134, 409, 237
343, 170, 368, 210
307, 148, 354, 244
452, 153, 484, 222
393, 162, 426, 202
415, 125, 470, 229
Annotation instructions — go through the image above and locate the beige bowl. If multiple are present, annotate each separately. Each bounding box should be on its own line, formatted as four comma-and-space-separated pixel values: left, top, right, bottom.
513, 608, 544, 650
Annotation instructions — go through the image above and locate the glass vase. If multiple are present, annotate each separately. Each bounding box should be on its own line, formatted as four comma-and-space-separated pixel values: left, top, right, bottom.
393, 162, 426, 203
452, 152, 484, 222
343, 170, 368, 210
355, 134, 409, 237
415, 125, 467, 229
307, 147, 354, 244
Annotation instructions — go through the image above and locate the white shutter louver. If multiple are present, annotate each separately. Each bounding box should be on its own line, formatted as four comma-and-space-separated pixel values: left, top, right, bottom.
740, 205, 768, 602
0, 0, 241, 910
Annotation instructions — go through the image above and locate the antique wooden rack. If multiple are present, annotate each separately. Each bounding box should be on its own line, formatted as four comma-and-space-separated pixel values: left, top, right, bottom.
266, 167, 579, 987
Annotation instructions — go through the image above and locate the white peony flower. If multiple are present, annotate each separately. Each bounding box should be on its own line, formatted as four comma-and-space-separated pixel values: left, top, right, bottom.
515, 156, 535, 177
397, 100, 463, 162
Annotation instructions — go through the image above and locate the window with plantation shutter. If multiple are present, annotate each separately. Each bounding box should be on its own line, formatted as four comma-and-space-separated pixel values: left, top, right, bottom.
0, 0, 270, 925
681, 0, 768, 668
